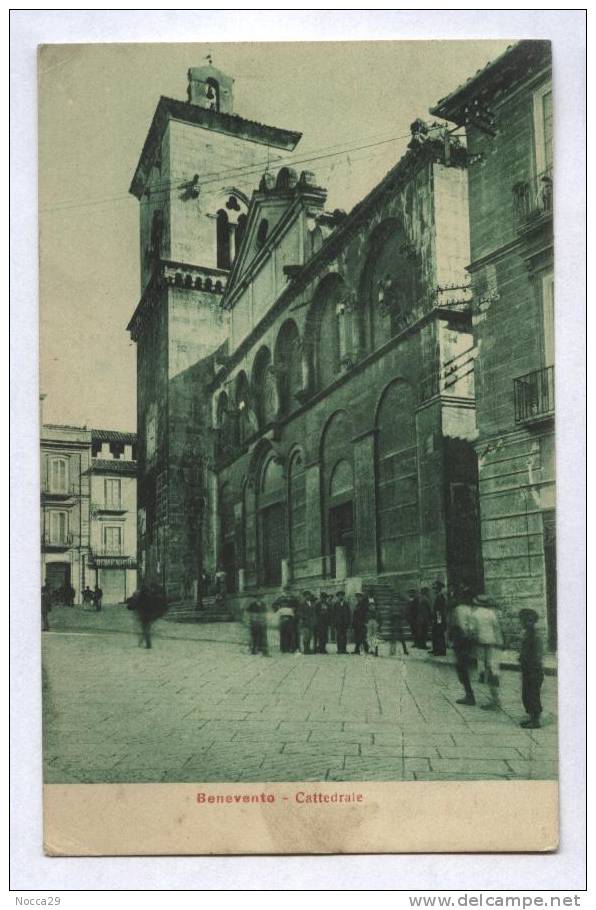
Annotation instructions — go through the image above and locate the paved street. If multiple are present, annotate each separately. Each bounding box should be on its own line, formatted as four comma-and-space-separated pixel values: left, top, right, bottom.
43, 607, 558, 784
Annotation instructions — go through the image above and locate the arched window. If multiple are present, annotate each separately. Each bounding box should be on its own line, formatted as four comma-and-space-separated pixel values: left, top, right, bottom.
320, 411, 354, 577
219, 482, 237, 592
359, 220, 420, 354
274, 320, 302, 416
49, 457, 69, 494
257, 453, 286, 587
236, 213, 248, 252
288, 450, 307, 571
375, 380, 419, 574
216, 209, 231, 269
206, 77, 220, 111
306, 275, 352, 392
216, 391, 236, 459
252, 347, 278, 429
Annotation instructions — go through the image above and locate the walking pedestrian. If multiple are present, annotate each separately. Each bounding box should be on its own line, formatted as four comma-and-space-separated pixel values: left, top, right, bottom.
94, 584, 103, 612
449, 588, 476, 705
298, 591, 316, 654
246, 598, 269, 656
430, 579, 448, 656
518, 608, 544, 728
332, 590, 351, 654
82, 586, 93, 610
352, 592, 369, 655
417, 587, 432, 649
388, 596, 409, 656
471, 594, 504, 710
127, 585, 162, 649
406, 588, 419, 645
314, 592, 330, 654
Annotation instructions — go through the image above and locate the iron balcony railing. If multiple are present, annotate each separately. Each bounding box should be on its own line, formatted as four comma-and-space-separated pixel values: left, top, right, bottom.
514, 365, 554, 424
513, 167, 553, 229
41, 532, 74, 549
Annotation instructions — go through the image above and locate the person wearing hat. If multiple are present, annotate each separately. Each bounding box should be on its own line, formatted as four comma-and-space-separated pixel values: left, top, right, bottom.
298, 591, 316, 654
471, 593, 504, 709
314, 592, 330, 654
518, 608, 544, 728
417, 587, 433, 650
430, 579, 448, 656
352, 592, 369, 655
406, 588, 420, 646
332, 591, 351, 655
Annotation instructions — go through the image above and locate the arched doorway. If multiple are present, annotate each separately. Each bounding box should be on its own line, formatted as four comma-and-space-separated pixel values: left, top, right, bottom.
258, 454, 286, 587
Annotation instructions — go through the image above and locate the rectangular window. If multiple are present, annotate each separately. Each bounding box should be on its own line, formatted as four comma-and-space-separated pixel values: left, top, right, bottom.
49, 458, 68, 493
104, 478, 122, 509
146, 403, 157, 462
542, 272, 555, 366
50, 511, 68, 544
103, 525, 122, 554
533, 81, 553, 175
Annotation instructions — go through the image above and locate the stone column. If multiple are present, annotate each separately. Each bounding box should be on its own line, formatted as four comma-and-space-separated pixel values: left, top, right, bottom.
353, 429, 378, 575
281, 558, 291, 587
238, 568, 246, 593
335, 546, 348, 581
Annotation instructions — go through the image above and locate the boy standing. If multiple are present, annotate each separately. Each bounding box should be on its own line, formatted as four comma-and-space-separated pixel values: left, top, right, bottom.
518, 608, 544, 729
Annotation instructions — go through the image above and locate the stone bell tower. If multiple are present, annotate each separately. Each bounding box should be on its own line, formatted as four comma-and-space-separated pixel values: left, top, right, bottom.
127, 63, 302, 603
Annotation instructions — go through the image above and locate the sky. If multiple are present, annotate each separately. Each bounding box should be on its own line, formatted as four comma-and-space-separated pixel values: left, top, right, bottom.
38, 38, 511, 432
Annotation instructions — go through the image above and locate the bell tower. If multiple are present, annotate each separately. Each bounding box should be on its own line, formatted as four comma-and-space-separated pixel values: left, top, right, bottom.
127, 65, 301, 603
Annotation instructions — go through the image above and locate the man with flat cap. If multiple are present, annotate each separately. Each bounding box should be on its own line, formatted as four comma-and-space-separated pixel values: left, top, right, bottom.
332, 591, 351, 654
518, 608, 544, 728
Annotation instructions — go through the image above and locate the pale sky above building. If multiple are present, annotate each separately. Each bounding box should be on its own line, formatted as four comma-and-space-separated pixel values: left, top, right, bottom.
38, 39, 511, 432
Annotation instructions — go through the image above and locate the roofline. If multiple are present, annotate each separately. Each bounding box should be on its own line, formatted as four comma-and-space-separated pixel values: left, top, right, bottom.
129, 96, 302, 199
430, 40, 551, 123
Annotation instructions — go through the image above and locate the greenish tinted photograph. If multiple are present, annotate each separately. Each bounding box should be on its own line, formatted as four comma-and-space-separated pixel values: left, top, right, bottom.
40, 39, 557, 789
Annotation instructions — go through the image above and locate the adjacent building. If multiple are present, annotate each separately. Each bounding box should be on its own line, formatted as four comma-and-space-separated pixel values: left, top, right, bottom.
432, 40, 555, 647
41, 425, 138, 603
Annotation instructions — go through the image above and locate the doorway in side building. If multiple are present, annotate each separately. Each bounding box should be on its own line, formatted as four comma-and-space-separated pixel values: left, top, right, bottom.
99, 568, 126, 604
45, 562, 71, 596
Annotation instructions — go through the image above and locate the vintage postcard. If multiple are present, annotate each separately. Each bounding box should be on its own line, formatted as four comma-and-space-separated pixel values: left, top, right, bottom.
39, 39, 558, 855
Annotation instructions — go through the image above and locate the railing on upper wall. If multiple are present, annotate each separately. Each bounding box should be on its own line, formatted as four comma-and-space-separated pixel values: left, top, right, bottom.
514, 365, 554, 424
512, 167, 553, 230
41, 533, 74, 549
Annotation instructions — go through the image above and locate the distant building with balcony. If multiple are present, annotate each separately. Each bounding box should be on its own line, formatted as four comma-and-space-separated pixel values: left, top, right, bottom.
41, 425, 137, 603
432, 40, 555, 647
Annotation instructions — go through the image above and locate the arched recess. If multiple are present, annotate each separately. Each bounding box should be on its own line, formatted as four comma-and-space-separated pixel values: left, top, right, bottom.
320, 410, 354, 577
206, 77, 220, 111
359, 219, 421, 354
216, 390, 237, 460
374, 379, 419, 574
215, 192, 249, 269
274, 319, 303, 416
288, 448, 307, 572
216, 210, 231, 269
235, 370, 258, 446
305, 274, 346, 391
218, 481, 237, 592
252, 346, 278, 429
257, 452, 287, 587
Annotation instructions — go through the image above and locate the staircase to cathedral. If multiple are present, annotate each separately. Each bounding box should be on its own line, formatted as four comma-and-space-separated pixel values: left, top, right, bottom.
164, 594, 235, 624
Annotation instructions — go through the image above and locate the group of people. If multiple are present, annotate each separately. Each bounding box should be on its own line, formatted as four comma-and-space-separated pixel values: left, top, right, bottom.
82, 585, 103, 611
245, 582, 546, 730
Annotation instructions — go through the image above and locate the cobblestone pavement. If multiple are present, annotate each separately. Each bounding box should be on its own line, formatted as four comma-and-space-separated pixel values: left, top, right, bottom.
43, 607, 558, 784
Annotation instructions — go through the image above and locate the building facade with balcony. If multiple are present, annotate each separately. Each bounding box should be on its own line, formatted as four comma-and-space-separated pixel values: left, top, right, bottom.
129, 63, 482, 610
432, 40, 555, 647
41, 425, 138, 603
88, 429, 138, 603
41, 424, 92, 601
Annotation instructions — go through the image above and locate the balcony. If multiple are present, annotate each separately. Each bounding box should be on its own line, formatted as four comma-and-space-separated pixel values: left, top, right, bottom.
514, 366, 554, 425
41, 481, 79, 500
513, 168, 553, 231
90, 547, 136, 569
41, 533, 74, 551
91, 501, 127, 515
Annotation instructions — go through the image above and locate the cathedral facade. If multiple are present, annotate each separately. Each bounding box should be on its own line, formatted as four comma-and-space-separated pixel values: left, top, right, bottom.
127, 52, 552, 644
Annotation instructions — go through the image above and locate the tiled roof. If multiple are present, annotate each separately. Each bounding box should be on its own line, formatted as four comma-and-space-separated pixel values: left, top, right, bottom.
430, 40, 551, 122
91, 429, 137, 444
90, 459, 137, 475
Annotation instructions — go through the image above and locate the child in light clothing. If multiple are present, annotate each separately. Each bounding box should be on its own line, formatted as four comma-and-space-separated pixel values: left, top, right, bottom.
366, 598, 380, 657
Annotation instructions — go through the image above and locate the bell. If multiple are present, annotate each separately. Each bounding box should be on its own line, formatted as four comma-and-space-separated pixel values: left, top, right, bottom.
206, 85, 215, 100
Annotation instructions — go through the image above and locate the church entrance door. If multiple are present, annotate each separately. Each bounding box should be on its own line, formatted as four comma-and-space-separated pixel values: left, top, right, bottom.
260, 503, 284, 587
